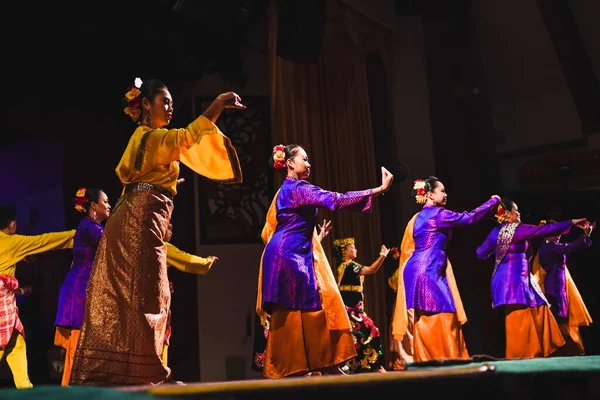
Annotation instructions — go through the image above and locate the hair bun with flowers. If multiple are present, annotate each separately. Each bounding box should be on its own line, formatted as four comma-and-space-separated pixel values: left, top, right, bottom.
494, 203, 510, 224
413, 179, 427, 204
74, 188, 89, 213
123, 77, 143, 122
272, 144, 287, 172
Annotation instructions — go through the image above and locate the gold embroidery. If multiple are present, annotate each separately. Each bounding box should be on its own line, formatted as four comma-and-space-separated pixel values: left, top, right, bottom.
494, 222, 519, 274
339, 285, 362, 293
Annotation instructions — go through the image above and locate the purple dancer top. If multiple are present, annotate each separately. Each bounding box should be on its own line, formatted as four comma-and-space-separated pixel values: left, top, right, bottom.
55, 217, 104, 329
261, 177, 372, 313
403, 197, 499, 313
537, 235, 591, 318
476, 220, 572, 308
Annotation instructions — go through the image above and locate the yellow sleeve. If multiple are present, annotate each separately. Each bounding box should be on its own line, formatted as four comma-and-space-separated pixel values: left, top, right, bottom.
179, 117, 243, 184
116, 116, 220, 187
165, 242, 213, 275
0, 230, 75, 275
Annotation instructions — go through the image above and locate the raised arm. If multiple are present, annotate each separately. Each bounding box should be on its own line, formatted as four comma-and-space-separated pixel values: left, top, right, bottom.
8, 230, 75, 263
513, 220, 573, 242
360, 245, 390, 275
165, 242, 215, 275
545, 235, 592, 256
292, 181, 373, 212
438, 196, 500, 229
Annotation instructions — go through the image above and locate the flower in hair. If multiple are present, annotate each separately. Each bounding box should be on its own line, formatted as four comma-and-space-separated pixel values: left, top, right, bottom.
413, 179, 427, 204
272, 144, 286, 171
494, 204, 510, 223
76, 188, 87, 198
123, 78, 143, 122
124, 106, 141, 121
74, 188, 89, 213
125, 88, 141, 101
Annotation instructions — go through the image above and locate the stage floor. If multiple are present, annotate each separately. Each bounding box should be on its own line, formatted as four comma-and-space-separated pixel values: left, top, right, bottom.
1, 356, 599, 399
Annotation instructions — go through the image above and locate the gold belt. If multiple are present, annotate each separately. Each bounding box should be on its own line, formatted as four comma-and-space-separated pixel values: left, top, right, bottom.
339, 285, 362, 293
124, 182, 174, 201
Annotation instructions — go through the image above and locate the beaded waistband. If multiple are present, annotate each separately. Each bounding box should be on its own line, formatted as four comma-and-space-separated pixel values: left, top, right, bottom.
339, 285, 363, 293
124, 182, 174, 201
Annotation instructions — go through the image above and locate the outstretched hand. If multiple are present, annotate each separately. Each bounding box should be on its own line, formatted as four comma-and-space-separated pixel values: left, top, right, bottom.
380, 166, 394, 192
572, 218, 588, 229
584, 222, 596, 236
208, 256, 219, 264
380, 244, 390, 257
14, 286, 33, 296
218, 92, 246, 110
317, 219, 332, 242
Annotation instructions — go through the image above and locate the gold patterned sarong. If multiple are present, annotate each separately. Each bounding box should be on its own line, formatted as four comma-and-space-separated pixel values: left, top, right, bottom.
70, 189, 173, 386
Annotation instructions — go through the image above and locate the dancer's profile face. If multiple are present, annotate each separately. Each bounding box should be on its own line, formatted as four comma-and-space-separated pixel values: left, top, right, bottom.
507, 203, 521, 223
288, 147, 311, 180
343, 244, 357, 260
145, 88, 173, 128
91, 191, 111, 222
428, 181, 447, 207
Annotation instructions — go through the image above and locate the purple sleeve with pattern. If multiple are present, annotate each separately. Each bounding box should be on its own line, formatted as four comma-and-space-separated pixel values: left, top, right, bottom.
438, 197, 499, 229
513, 220, 572, 242
292, 181, 373, 212
546, 235, 592, 255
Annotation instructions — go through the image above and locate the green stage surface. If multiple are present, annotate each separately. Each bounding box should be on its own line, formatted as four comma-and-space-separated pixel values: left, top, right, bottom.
0, 356, 598, 399
408, 355, 600, 374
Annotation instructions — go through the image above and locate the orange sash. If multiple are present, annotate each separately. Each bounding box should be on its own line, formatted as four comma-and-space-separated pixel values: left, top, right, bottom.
256, 190, 351, 332
390, 213, 467, 341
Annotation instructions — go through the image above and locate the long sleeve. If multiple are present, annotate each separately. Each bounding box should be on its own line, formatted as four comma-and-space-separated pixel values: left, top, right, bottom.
292, 181, 372, 212
513, 220, 572, 242
476, 230, 497, 260
438, 197, 499, 229
0, 230, 75, 275
82, 223, 104, 249
165, 242, 213, 275
116, 115, 241, 195
547, 235, 592, 256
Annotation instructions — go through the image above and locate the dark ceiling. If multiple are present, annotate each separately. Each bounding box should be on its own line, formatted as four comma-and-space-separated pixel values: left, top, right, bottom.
3, 0, 269, 104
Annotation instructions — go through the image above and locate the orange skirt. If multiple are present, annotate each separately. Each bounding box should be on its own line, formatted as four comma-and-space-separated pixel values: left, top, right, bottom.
553, 324, 585, 356
263, 309, 356, 378
54, 327, 80, 386
394, 309, 469, 365
504, 304, 565, 359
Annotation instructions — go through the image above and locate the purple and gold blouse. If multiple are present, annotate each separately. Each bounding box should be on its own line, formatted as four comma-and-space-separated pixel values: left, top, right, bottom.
476, 220, 572, 308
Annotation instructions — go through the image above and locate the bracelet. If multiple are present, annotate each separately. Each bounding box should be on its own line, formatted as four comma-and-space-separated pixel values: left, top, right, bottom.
379, 252, 387, 257
380, 186, 385, 196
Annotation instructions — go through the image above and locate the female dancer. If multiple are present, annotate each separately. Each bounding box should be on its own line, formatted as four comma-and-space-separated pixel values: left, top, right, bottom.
256, 144, 393, 378
55, 188, 111, 386
476, 198, 588, 358
391, 176, 500, 367
532, 220, 594, 356
333, 237, 388, 373
70, 77, 244, 386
